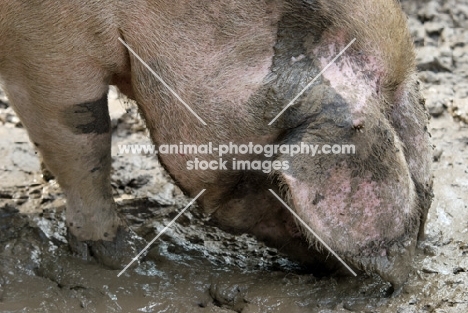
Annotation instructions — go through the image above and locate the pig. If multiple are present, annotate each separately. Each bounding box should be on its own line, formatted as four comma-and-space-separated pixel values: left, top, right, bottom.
0, 0, 432, 287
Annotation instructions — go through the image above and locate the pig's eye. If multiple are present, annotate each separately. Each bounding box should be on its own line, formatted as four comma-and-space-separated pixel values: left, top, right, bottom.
353, 123, 364, 132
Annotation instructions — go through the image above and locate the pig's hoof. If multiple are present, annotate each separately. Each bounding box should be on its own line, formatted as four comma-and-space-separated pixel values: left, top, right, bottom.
68, 227, 147, 269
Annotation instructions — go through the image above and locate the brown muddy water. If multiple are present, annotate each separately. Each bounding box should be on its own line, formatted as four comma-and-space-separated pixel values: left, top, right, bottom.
1, 1, 468, 312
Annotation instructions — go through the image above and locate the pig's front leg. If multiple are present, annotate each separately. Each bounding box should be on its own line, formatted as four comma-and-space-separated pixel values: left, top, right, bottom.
29, 94, 119, 241
2, 73, 141, 268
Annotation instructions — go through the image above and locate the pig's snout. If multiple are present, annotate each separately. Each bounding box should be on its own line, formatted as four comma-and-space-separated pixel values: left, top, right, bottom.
277, 84, 422, 285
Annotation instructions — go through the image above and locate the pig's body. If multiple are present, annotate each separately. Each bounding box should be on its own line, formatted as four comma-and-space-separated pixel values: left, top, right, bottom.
0, 0, 432, 286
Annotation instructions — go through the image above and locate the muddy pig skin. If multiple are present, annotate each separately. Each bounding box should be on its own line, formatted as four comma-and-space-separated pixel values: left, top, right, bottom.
0, 0, 432, 287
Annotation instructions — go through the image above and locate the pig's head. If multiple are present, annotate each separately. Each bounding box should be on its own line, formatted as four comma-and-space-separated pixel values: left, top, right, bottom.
264, 1, 433, 287
111, 0, 433, 287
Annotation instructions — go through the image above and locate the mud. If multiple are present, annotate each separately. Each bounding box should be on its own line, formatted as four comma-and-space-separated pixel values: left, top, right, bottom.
1, 1, 468, 312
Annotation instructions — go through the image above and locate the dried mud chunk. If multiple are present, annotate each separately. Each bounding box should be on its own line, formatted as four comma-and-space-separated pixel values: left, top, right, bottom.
449, 98, 468, 124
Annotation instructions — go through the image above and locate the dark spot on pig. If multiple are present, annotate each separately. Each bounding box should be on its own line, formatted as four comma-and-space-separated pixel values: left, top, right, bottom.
69, 222, 74, 227
62, 93, 110, 134
103, 232, 109, 238
34, 142, 39, 147
312, 192, 325, 205
315, 89, 353, 129
261, 4, 326, 127
278, 85, 354, 145
90, 166, 101, 173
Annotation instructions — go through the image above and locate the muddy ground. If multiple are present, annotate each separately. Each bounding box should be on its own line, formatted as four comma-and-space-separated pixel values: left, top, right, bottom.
1, 1, 468, 312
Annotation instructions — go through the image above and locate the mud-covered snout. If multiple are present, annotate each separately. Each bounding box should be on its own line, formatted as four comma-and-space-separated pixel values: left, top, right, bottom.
275, 85, 422, 285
